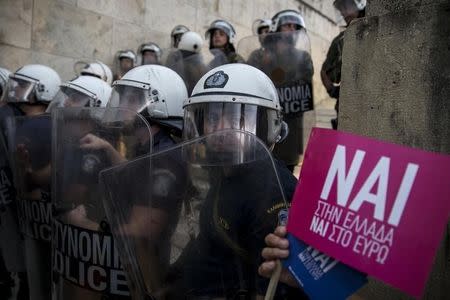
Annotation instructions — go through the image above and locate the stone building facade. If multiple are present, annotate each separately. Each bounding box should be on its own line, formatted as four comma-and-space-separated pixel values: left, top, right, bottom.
0, 0, 341, 123
341, 0, 450, 299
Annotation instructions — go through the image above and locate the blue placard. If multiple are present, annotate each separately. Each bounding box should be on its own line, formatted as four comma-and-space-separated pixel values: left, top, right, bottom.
282, 233, 367, 300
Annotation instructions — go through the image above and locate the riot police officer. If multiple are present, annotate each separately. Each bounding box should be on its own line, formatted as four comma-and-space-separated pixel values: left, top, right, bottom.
138, 42, 162, 65
13, 74, 110, 300
51, 65, 188, 299
114, 49, 137, 80
321, 0, 366, 129
0, 64, 61, 300
174, 31, 208, 95
205, 19, 245, 67
246, 10, 314, 172
50, 74, 146, 299
253, 18, 272, 36
169, 63, 304, 299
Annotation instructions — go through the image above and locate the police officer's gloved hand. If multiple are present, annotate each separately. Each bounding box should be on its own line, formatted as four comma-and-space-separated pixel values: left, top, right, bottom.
327, 85, 340, 99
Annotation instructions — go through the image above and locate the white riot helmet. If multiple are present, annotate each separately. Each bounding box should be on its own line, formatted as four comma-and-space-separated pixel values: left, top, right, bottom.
271, 10, 306, 32
77, 61, 113, 85
118, 50, 137, 64
109, 65, 188, 131
171, 25, 190, 48
0, 67, 11, 100
205, 20, 237, 44
183, 64, 287, 150
178, 31, 203, 53
138, 42, 162, 65
5, 64, 61, 104
47, 76, 112, 112
252, 19, 272, 35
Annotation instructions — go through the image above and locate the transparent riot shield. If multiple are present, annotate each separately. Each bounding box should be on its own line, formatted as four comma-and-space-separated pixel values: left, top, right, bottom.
238, 29, 315, 168
0, 105, 16, 132
206, 48, 234, 69
238, 29, 314, 113
51, 107, 152, 299
100, 130, 291, 299
163, 48, 228, 95
163, 48, 208, 95
0, 121, 26, 279
0, 127, 14, 210
6, 114, 53, 300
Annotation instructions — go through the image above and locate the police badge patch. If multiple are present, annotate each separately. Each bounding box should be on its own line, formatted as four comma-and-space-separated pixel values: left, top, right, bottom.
204, 71, 229, 89
82, 153, 101, 174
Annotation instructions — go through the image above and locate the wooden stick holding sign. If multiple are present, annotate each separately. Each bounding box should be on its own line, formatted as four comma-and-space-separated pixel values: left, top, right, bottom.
264, 260, 282, 300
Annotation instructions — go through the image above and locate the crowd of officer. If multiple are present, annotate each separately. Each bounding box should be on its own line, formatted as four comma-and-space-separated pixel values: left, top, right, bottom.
0, 1, 366, 299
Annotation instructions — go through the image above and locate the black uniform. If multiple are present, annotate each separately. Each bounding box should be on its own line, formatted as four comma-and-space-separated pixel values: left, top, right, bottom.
168, 159, 307, 299
321, 30, 344, 112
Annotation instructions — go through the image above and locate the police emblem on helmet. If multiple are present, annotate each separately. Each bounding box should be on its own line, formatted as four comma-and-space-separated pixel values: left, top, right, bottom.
204, 71, 229, 89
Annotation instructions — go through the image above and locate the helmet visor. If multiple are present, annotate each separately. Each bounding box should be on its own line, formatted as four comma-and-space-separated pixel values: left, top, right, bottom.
46, 87, 96, 112
141, 51, 159, 65
5, 76, 37, 103
183, 102, 281, 148
109, 85, 148, 114
277, 15, 303, 29
119, 58, 134, 74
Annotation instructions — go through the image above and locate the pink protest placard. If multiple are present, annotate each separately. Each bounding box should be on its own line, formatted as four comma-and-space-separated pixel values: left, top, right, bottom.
287, 128, 450, 298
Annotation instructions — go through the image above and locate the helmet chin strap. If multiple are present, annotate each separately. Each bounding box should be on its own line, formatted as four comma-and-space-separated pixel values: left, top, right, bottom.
276, 121, 289, 144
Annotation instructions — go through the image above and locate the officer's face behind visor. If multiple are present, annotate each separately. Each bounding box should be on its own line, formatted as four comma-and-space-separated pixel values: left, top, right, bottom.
53, 87, 93, 108
119, 58, 134, 73
142, 51, 158, 65
183, 102, 280, 150
109, 85, 147, 113
5, 76, 37, 103
107, 85, 148, 123
278, 15, 302, 31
